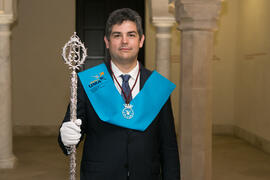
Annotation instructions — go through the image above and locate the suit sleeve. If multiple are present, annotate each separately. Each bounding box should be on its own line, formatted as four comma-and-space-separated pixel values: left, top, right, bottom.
159, 97, 181, 180
58, 79, 88, 155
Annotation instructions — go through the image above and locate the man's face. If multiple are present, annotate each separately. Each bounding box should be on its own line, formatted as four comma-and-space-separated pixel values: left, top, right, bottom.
104, 20, 144, 64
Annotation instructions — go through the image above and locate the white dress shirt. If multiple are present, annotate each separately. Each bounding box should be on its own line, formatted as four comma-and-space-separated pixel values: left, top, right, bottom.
111, 61, 140, 99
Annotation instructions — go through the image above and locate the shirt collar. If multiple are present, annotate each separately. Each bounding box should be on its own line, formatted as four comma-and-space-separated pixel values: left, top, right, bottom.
111, 61, 139, 80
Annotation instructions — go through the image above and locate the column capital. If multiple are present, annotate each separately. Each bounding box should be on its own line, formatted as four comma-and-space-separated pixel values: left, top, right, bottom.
0, 0, 17, 25
0, 15, 14, 25
174, 0, 222, 31
152, 16, 176, 28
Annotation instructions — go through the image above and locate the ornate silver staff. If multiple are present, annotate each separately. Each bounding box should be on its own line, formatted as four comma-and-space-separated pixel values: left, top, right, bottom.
62, 32, 87, 180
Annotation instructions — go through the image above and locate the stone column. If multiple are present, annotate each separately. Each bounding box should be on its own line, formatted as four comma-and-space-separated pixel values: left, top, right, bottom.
152, 17, 175, 79
0, 0, 16, 169
174, 0, 222, 180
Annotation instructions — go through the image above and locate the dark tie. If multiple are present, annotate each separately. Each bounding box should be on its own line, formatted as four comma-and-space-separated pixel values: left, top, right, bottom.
120, 74, 132, 103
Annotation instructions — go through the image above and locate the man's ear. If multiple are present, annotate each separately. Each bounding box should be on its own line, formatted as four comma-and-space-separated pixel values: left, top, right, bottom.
104, 36, 110, 49
139, 34, 145, 48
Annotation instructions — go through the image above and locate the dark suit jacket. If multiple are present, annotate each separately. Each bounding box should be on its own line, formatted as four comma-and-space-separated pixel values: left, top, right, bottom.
58, 62, 180, 180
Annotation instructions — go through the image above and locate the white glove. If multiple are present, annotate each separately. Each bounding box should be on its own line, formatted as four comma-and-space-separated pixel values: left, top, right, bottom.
60, 119, 82, 146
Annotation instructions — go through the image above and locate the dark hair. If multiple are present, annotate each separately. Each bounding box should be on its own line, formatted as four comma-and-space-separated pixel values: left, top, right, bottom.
105, 8, 143, 40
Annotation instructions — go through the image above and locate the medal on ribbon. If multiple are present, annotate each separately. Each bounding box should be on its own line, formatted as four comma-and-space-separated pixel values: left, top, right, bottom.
122, 104, 134, 119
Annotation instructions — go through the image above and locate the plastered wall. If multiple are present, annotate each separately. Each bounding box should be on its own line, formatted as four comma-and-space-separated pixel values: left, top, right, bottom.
213, 0, 239, 128
11, 0, 75, 133
235, 0, 270, 141
213, 0, 270, 142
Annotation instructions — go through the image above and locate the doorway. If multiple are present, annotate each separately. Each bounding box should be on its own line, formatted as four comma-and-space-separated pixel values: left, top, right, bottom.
76, 0, 145, 70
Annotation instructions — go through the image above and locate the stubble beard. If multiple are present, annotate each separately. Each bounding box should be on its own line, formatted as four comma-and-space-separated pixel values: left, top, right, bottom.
109, 48, 139, 66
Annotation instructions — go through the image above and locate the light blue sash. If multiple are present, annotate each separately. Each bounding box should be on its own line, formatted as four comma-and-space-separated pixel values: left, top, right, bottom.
78, 63, 175, 131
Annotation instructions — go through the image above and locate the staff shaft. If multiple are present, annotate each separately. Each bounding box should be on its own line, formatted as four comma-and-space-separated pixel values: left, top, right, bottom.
70, 70, 78, 180
62, 32, 87, 180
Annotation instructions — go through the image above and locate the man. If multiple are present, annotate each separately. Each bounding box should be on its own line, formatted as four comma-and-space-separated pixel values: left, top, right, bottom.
58, 8, 180, 180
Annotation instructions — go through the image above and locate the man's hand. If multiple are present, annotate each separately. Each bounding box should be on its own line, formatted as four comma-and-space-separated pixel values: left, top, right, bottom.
60, 119, 82, 146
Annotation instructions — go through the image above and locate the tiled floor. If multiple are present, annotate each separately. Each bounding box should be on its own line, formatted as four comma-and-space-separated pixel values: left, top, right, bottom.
213, 136, 270, 180
0, 136, 83, 180
1, 136, 270, 180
